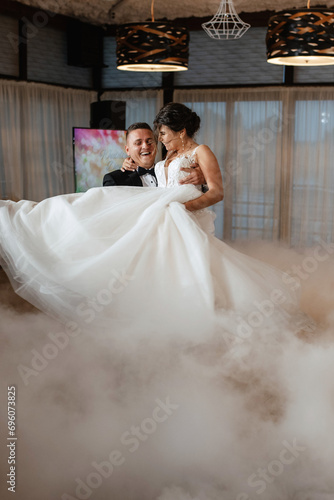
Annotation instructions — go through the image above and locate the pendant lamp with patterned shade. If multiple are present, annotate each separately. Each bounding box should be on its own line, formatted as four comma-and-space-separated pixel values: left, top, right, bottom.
116, 0, 189, 72
266, 1, 334, 66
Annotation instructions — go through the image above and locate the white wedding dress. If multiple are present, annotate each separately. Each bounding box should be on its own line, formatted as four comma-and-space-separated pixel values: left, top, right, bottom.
0, 151, 311, 343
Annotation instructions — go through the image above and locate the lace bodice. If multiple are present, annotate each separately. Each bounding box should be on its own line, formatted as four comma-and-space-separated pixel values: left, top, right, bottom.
155, 146, 202, 189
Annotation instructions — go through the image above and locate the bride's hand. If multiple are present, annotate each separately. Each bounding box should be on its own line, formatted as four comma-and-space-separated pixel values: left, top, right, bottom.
121, 157, 137, 172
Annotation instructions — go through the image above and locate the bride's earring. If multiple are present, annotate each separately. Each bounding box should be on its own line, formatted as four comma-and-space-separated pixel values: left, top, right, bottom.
180, 135, 184, 151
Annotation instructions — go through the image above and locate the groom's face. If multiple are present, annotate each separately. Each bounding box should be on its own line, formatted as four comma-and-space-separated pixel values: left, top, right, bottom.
125, 129, 157, 169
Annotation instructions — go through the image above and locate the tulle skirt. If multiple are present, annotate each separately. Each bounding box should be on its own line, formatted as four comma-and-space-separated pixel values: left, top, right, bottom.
0, 185, 311, 346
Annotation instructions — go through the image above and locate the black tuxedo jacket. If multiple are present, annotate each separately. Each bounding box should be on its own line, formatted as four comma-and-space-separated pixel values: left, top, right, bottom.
103, 169, 143, 187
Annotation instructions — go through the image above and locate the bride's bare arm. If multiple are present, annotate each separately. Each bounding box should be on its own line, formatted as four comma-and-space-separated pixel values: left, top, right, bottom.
184, 145, 224, 211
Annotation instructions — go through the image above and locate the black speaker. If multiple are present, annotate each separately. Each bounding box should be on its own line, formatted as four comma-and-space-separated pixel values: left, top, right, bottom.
67, 20, 106, 68
90, 101, 126, 130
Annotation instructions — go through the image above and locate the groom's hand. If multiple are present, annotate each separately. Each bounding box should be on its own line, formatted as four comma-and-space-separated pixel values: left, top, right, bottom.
179, 164, 206, 185
121, 157, 137, 172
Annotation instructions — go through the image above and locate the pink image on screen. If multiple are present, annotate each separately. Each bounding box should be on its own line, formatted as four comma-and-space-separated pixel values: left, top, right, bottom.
74, 128, 127, 192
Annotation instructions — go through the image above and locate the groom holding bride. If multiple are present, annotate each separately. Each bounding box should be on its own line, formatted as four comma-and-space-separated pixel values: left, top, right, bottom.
0, 102, 308, 337
102, 122, 206, 188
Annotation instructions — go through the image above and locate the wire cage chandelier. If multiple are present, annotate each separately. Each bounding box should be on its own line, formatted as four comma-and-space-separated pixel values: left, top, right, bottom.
202, 0, 250, 40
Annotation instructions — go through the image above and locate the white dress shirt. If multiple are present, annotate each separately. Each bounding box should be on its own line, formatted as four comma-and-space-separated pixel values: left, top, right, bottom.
137, 167, 157, 187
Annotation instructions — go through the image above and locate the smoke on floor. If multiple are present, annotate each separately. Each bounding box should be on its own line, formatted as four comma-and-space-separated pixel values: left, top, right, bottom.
1, 241, 334, 500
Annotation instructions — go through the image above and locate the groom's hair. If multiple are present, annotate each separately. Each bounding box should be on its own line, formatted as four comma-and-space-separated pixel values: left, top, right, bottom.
126, 122, 153, 141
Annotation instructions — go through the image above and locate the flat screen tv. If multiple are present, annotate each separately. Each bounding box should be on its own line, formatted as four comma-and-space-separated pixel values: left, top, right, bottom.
73, 128, 127, 192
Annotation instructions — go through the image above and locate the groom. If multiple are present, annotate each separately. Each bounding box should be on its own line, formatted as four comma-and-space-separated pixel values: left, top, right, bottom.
103, 122, 205, 187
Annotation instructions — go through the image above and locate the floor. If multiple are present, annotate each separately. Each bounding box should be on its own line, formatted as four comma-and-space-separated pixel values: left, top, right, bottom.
0, 267, 36, 313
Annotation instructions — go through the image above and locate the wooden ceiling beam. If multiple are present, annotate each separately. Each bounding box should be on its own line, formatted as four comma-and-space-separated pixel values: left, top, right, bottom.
103, 11, 277, 36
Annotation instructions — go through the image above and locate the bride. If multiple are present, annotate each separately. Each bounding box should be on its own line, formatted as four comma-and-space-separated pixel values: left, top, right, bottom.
153, 103, 224, 211
0, 103, 311, 342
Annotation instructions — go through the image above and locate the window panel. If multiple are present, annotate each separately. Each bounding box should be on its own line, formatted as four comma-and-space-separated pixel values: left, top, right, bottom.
176, 87, 334, 247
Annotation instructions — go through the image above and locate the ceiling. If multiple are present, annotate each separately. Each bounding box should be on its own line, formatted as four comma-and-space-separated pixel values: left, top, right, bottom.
8, 0, 334, 26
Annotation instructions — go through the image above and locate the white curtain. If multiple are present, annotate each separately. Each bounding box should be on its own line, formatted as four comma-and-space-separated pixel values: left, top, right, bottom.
0, 85, 163, 202
175, 87, 334, 246
0, 81, 95, 201
287, 88, 334, 247
1, 81, 333, 247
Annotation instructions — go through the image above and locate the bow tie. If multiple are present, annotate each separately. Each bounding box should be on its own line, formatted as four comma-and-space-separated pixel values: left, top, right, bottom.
137, 166, 155, 177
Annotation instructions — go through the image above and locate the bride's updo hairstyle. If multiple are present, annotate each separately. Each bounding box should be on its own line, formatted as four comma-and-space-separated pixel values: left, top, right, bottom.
154, 102, 200, 139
